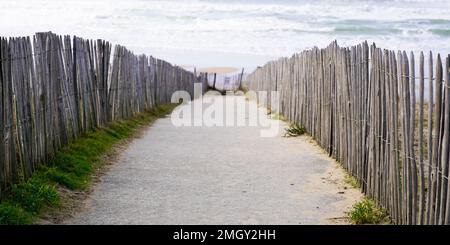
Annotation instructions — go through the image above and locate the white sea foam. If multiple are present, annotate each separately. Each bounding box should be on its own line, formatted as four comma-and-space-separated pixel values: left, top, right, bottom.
0, 0, 449, 69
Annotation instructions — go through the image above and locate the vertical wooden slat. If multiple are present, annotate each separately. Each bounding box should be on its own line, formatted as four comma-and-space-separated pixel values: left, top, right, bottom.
432, 55, 443, 224
4, 37, 18, 185
0, 37, 5, 197
439, 56, 450, 224
445, 55, 450, 225
418, 52, 425, 224
426, 51, 434, 224
409, 51, 418, 224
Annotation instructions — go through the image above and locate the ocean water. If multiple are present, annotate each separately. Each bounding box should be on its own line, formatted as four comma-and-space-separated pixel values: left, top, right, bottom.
1, 0, 450, 70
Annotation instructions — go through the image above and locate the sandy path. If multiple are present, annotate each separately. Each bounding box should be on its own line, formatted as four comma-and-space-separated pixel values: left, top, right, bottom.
67, 95, 362, 224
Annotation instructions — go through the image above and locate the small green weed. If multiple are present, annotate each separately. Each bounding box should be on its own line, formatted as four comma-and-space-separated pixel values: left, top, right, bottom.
349, 198, 390, 224
284, 124, 306, 137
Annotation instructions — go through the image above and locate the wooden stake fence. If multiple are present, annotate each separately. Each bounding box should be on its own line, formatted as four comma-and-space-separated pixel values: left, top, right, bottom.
0, 32, 203, 198
246, 41, 450, 225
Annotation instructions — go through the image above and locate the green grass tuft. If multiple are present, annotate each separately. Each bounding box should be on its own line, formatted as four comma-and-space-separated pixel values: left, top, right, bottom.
9, 179, 60, 214
284, 123, 306, 137
240, 86, 249, 93
272, 113, 287, 121
344, 173, 361, 189
0, 202, 33, 225
0, 104, 178, 225
349, 197, 390, 225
